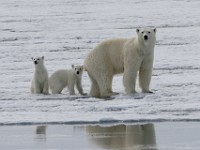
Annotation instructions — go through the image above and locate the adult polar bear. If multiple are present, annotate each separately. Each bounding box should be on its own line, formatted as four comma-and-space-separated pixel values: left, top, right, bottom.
84, 27, 157, 98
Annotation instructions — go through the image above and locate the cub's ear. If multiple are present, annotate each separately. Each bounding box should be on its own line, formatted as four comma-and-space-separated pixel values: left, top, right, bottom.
81, 65, 84, 70
31, 57, 34, 60
82, 65, 86, 71
42, 56, 44, 60
71, 64, 74, 69
153, 28, 157, 33
136, 28, 140, 34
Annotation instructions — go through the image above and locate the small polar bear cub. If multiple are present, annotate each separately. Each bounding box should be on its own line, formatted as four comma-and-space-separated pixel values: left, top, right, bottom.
49, 65, 86, 95
31, 56, 49, 94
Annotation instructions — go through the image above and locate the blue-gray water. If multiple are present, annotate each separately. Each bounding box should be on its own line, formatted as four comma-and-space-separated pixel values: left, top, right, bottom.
0, 122, 200, 150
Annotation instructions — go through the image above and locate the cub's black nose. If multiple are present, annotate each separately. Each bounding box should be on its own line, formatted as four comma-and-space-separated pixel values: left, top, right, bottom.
144, 35, 148, 40
34, 61, 38, 64
77, 71, 79, 75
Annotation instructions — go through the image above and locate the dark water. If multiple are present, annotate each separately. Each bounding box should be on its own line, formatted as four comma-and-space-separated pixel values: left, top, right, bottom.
0, 122, 200, 150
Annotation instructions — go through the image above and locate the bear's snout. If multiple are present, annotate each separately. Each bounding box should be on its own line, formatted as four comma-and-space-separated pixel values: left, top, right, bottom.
34, 61, 38, 64
144, 35, 148, 40
76, 71, 80, 75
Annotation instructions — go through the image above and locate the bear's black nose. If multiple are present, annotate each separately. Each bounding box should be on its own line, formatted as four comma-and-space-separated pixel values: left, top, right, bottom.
77, 71, 79, 75
34, 61, 38, 64
144, 35, 148, 40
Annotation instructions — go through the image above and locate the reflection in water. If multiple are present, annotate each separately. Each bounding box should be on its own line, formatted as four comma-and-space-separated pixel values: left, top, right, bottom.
35, 125, 47, 142
86, 124, 157, 150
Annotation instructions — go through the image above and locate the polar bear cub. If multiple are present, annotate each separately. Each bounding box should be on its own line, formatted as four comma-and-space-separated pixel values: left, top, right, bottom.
31, 56, 49, 94
49, 65, 86, 95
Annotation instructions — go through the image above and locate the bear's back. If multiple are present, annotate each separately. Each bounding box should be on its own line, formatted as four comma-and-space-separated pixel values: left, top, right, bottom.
50, 69, 70, 84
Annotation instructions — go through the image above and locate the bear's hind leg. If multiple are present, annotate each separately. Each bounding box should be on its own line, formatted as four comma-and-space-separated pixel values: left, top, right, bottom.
88, 74, 100, 97
51, 88, 62, 94
50, 85, 63, 94
97, 74, 113, 97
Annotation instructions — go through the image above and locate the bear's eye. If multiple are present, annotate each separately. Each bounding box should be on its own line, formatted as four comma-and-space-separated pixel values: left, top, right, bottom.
37, 59, 40, 60
142, 32, 144, 34
148, 31, 151, 34
75, 68, 77, 70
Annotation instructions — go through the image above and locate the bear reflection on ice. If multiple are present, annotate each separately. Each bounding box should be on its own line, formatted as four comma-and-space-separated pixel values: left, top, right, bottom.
86, 124, 156, 149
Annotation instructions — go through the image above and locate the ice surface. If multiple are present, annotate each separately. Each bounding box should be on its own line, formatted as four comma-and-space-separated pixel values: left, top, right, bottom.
0, 0, 200, 124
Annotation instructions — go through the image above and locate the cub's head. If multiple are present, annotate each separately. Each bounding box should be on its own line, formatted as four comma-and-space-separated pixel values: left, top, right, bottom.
32, 56, 44, 66
136, 27, 156, 46
71, 65, 84, 76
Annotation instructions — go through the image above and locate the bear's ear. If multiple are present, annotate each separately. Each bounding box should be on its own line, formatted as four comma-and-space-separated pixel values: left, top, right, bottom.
42, 56, 44, 60
71, 64, 74, 69
136, 28, 140, 34
153, 28, 157, 33
81, 65, 84, 70
31, 57, 34, 60
82, 65, 86, 71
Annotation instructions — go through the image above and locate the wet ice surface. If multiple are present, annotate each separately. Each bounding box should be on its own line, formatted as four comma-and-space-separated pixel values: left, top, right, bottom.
1, 123, 200, 150
0, 0, 200, 124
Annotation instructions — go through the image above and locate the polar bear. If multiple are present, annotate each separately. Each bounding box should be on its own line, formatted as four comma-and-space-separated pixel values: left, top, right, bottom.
49, 65, 86, 95
31, 56, 49, 94
84, 27, 156, 97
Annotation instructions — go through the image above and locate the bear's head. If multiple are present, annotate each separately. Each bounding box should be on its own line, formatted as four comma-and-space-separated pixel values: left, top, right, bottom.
136, 27, 156, 46
71, 64, 84, 76
32, 56, 44, 67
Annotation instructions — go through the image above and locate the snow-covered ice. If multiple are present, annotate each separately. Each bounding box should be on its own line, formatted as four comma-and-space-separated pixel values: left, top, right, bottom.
0, 0, 200, 124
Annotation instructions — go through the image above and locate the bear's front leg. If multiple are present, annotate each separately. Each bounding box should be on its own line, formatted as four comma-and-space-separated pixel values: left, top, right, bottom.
76, 79, 87, 95
68, 81, 75, 95
43, 79, 49, 94
34, 81, 42, 94
30, 80, 34, 93
139, 56, 154, 93
123, 53, 141, 94
123, 67, 137, 94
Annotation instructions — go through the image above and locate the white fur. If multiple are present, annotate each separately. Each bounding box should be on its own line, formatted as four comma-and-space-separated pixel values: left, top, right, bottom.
49, 65, 85, 95
84, 27, 156, 97
31, 56, 49, 94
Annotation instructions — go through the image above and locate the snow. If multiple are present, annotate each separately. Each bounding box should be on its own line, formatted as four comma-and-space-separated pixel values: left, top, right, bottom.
0, 0, 200, 125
